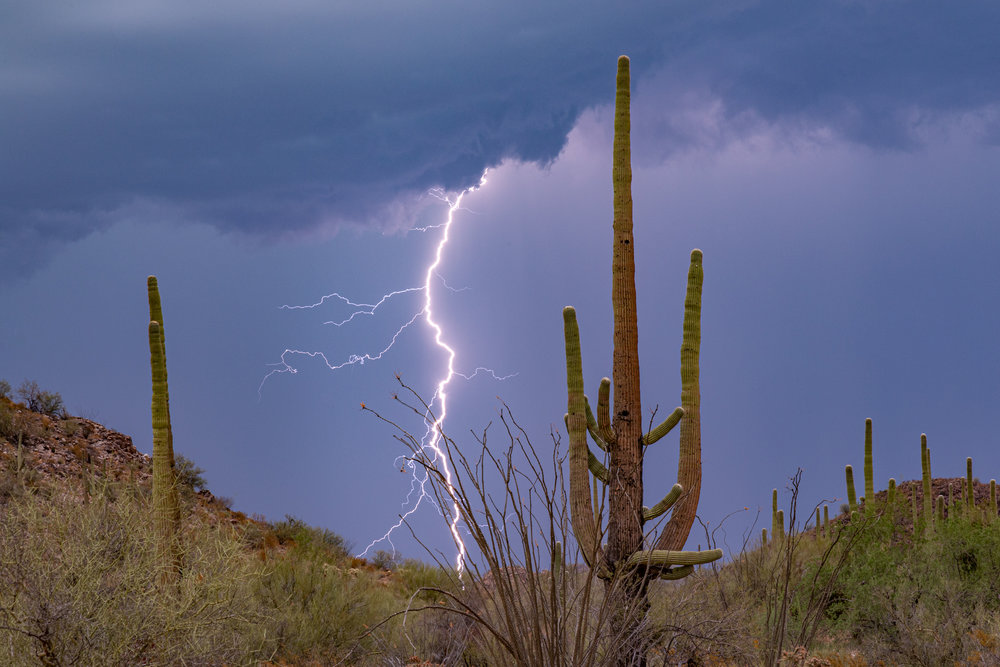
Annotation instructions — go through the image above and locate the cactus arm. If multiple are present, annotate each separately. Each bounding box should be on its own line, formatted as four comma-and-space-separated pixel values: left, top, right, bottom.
564, 412, 610, 484
776, 509, 785, 541
845, 465, 857, 513
864, 418, 874, 506
642, 483, 683, 522
656, 249, 704, 551
625, 548, 723, 571
596, 377, 614, 443
642, 407, 684, 446
583, 397, 610, 452
563, 306, 602, 568
588, 449, 609, 484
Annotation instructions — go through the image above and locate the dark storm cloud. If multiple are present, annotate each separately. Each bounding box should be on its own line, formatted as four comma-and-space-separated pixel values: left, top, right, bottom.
2, 0, 999, 275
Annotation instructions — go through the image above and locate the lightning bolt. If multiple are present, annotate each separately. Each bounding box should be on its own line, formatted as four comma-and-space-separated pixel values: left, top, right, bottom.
261, 170, 509, 574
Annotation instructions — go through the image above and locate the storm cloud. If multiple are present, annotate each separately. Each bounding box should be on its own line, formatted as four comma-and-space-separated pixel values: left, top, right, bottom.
3, 1, 1000, 276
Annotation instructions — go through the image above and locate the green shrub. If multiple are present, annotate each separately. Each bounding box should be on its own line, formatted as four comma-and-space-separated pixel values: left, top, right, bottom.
174, 453, 208, 494
0, 379, 10, 399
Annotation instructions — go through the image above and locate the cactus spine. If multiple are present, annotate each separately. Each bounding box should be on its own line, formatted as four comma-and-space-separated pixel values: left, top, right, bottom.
148, 277, 182, 584
562, 56, 720, 589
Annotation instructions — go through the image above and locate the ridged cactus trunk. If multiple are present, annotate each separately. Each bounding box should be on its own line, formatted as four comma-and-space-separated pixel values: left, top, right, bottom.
562, 56, 720, 664
148, 276, 182, 585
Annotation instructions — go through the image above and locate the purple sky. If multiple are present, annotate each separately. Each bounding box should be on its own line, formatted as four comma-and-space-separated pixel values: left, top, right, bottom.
3, 1, 1000, 560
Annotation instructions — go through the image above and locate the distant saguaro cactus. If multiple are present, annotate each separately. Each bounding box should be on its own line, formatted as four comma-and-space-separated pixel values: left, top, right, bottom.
148, 276, 182, 584
845, 465, 857, 514
864, 418, 874, 508
920, 434, 932, 524
562, 56, 721, 661
966, 457, 974, 511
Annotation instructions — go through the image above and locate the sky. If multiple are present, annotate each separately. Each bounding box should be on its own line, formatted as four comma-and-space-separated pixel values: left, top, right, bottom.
3, 1, 1000, 562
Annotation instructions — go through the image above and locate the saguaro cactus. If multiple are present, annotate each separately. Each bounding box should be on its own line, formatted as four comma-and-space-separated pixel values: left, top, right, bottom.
148, 276, 182, 584
562, 56, 721, 587
920, 434, 932, 523
966, 457, 974, 511
845, 465, 857, 514
864, 418, 874, 508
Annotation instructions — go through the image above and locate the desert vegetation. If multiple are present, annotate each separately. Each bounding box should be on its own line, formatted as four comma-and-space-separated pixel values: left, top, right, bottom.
3, 55, 1000, 666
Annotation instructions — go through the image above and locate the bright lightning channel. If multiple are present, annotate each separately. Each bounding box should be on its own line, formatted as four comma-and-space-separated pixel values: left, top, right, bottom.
261, 170, 508, 575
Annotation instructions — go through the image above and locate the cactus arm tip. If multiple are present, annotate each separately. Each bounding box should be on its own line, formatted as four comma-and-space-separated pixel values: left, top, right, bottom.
643, 483, 683, 522
642, 406, 684, 446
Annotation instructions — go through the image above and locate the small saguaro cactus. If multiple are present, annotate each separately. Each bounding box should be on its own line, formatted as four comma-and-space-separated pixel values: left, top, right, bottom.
966, 457, 974, 511
991, 480, 997, 522
771, 488, 780, 539
562, 56, 721, 588
148, 276, 182, 584
920, 434, 932, 523
864, 418, 874, 508
845, 465, 857, 514
937, 495, 945, 522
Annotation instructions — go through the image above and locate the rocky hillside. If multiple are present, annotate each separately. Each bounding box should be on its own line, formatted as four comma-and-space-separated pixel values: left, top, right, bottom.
0, 394, 239, 526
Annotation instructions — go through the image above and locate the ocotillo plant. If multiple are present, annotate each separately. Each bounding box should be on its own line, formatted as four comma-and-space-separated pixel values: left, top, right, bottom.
562, 56, 721, 588
148, 276, 182, 584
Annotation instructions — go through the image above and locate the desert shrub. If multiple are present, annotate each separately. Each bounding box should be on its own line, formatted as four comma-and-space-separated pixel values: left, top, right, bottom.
0, 379, 10, 399
174, 453, 208, 494
15, 379, 65, 418
371, 549, 398, 571
829, 510, 1000, 664
253, 527, 401, 663
0, 484, 274, 665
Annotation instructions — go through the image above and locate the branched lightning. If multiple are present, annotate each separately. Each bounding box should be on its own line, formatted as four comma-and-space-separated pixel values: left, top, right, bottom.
261, 170, 511, 574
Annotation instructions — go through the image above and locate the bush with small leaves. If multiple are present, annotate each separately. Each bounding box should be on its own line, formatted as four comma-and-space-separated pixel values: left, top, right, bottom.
0, 379, 10, 400
174, 453, 208, 494
15, 380, 65, 418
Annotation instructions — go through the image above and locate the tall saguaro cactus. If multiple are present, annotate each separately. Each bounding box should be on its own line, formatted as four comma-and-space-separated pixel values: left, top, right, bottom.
562, 56, 721, 591
148, 276, 182, 584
